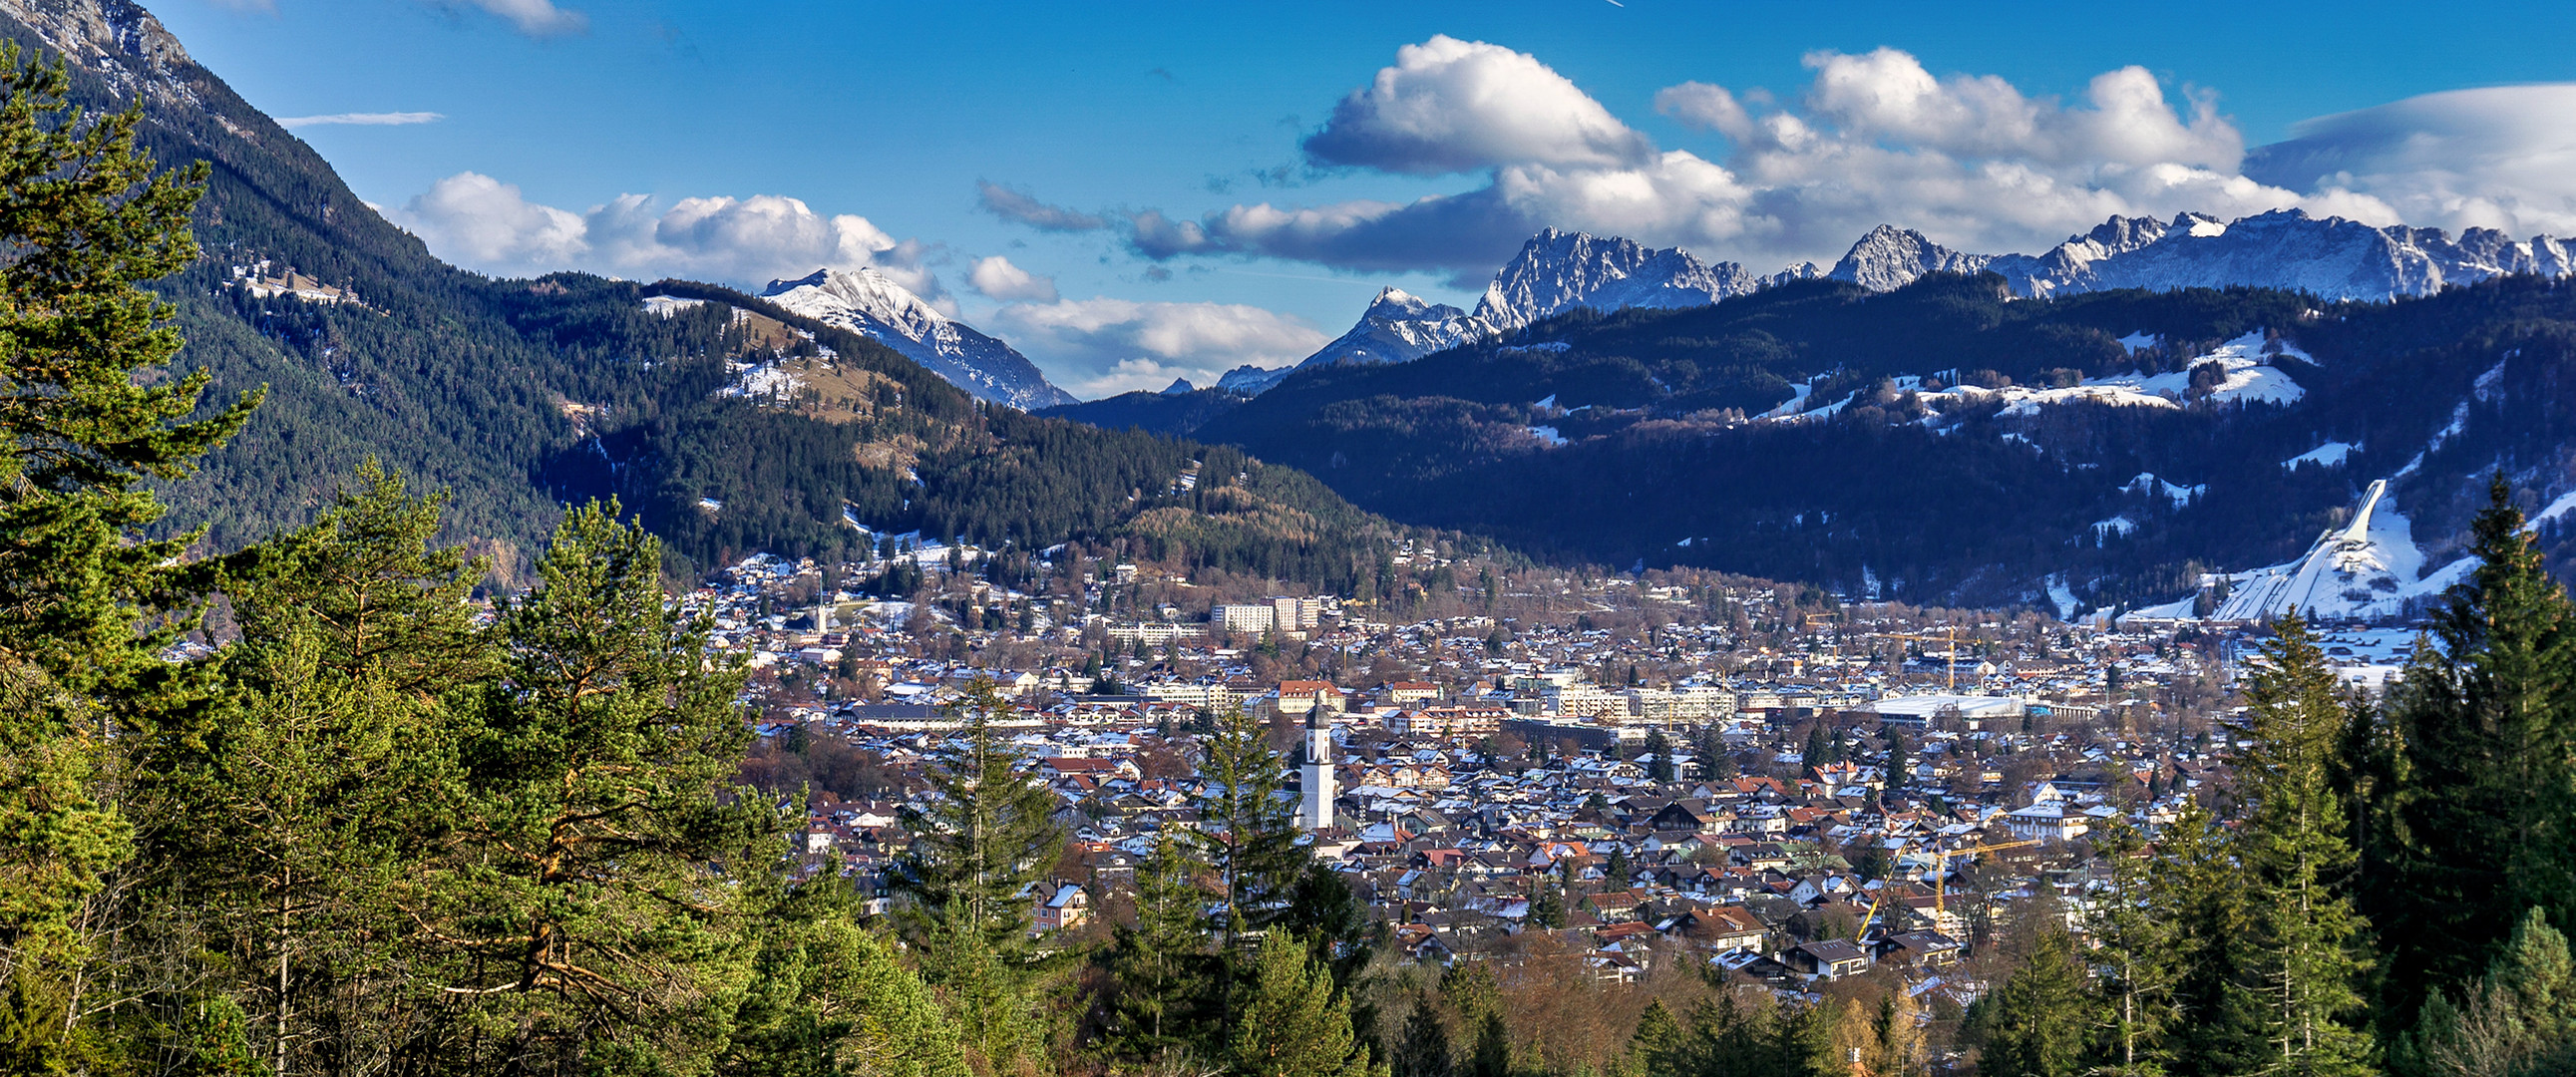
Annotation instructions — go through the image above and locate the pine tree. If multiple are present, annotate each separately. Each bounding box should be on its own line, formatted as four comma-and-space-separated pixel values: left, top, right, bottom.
2227, 612, 2375, 1075
1528, 881, 1568, 930
1645, 728, 1675, 784
1624, 998, 1679, 1077
1394, 994, 1455, 1077
2156, 803, 2265, 1077
1978, 930, 2095, 1077
402, 501, 787, 1070
2385, 477, 2576, 1018
124, 463, 492, 1074
891, 677, 1066, 948
1229, 931, 1372, 1077
2401, 906, 2576, 1077
1196, 704, 1303, 943
719, 884, 970, 1077
0, 41, 255, 1064
2085, 821, 2179, 1076
1108, 832, 1213, 1058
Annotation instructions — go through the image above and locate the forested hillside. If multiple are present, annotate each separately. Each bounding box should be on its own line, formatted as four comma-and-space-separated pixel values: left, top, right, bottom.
1133, 273, 2576, 611
0, 0, 1407, 592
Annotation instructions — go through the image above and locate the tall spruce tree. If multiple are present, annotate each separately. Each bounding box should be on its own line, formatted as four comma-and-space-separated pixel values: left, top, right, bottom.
2155, 802, 2265, 1077
1196, 704, 1303, 942
2227, 613, 2375, 1075
0, 41, 255, 1067
2085, 821, 2180, 1076
1978, 930, 2096, 1077
890, 678, 1066, 948
1107, 832, 1214, 1060
2384, 477, 2576, 1020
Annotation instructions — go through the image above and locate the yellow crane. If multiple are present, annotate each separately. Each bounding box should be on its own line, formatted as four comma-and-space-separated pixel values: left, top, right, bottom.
1886, 626, 1974, 691
1928, 838, 2040, 917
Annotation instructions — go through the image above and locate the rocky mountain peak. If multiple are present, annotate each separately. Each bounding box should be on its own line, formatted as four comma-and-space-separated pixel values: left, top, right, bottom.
0, 0, 194, 106
762, 266, 1074, 411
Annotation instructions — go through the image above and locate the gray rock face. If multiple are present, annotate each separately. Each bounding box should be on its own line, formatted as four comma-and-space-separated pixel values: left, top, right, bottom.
1473, 228, 1762, 329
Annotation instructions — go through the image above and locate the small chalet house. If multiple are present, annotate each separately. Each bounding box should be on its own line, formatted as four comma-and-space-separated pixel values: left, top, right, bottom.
1874, 930, 1965, 969
1032, 882, 1089, 934
1785, 938, 1872, 981
1650, 801, 1720, 834
1671, 904, 1768, 953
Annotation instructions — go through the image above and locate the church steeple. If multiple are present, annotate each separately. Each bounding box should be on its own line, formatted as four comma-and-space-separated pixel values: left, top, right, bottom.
1297, 705, 1334, 832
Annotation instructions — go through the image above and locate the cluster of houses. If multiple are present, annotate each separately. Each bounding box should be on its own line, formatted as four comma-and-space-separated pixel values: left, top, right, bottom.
688, 547, 2374, 1008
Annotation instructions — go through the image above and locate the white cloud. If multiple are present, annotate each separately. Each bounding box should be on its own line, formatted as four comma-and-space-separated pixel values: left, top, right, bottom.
386, 173, 585, 270
440, 0, 586, 37
988, 297, 1328, 397
1131, 39, 2502, 276
2245, 84, 2576, 236
277, 111, 445, 129
967, 255, 1058, 303
1302, 35, 1653, 176
383, 173, 947, 303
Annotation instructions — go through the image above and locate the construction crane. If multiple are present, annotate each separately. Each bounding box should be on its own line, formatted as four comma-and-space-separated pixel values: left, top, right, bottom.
1928, 838, 2040, 917
1886, 626, 1972, 691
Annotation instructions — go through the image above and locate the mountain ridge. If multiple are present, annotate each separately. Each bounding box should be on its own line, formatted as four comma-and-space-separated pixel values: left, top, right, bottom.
761, 267, 1075, 411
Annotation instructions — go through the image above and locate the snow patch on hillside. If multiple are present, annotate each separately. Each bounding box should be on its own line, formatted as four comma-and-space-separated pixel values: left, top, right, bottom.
643, 295, 709, 317
2286, 442, 2358, 470
2127, 473, 2204, 508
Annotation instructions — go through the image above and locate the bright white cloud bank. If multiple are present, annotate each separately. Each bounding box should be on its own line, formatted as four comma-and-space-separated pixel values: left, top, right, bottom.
1126, 38, 2574, 275
988, 298, 1328, 398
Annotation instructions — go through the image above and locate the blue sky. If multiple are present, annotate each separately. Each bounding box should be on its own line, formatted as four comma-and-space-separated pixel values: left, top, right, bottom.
163, 0, 2576, 396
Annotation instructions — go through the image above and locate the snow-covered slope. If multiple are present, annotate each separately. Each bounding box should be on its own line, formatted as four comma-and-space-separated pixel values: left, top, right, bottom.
1292, 286, 1494, 370
761, 268, 1075, 410
2192, 481, 2473, 621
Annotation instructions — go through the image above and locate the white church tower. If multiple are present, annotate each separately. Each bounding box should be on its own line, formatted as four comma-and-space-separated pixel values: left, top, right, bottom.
1297, 707, 1335, 832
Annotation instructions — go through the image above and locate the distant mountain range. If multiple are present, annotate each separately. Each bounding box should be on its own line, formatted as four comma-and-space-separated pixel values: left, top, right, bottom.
762, 268, 1075, 411
1218, 210, 2576, 397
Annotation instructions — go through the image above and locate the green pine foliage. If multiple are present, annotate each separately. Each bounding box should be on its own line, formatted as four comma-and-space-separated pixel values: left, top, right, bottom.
1229, 931, 1373, 1077
0, 40, 253, 1070
891, 679, 1067, 949
2226, 612, 2377, 1074
2381, 478, 2576, 1015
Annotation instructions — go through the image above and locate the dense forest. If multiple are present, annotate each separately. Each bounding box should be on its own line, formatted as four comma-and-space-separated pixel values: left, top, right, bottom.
1059, 272, 2576, 612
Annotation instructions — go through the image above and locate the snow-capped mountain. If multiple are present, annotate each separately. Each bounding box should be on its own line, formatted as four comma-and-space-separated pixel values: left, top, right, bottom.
761, 268, 1075, 411
1829, 209, 2576, 301
1291, 286, 1495, 371
1276, 230, 1764, 386
1474, 228, 1764, 329
1829, 224, 2013, 291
